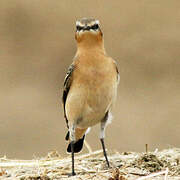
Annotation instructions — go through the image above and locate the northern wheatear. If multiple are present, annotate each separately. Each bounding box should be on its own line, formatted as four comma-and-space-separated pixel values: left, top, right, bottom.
62, 18, 119, 176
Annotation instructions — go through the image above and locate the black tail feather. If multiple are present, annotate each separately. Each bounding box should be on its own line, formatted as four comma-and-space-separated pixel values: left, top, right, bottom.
67, 135, 85, 153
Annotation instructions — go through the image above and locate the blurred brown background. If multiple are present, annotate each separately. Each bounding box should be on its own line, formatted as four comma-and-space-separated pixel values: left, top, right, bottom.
0, 0, 179, 159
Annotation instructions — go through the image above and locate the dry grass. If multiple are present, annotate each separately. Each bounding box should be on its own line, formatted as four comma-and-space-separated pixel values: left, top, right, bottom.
0, 148, 180, 180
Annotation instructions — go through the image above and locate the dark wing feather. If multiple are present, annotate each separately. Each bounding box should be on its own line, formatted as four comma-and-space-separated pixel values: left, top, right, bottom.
62, 64, 75, 129
116, 65, 120, 83
112, 60, 120, 83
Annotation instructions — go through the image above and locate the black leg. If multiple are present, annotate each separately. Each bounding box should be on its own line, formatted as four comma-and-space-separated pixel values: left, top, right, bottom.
100, 138, 110, 168
71, 141, 76, 176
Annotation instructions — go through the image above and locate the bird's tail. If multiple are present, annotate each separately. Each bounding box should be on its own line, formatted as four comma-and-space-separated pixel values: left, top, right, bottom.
67, 135, 85, 153
65, 128, 87, 153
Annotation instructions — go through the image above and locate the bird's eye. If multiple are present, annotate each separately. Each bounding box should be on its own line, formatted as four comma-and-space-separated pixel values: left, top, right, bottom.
76, 25, 83, 31
91, 24, 99, 30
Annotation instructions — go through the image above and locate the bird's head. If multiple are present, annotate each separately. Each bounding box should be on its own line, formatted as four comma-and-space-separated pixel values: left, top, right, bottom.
75, 18, 103, 46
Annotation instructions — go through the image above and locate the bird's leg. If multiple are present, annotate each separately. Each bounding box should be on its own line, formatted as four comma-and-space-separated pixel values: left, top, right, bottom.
70, 141, 76, 176
100, 120, 110, 168
100, 138, 110, 168
69, 125, 76, 176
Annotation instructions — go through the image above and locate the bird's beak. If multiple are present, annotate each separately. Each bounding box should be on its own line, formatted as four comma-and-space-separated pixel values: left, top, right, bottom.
83, 26, 91, 31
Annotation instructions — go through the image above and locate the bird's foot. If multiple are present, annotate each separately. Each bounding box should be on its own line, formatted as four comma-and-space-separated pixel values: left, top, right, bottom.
67, 172, 76, 177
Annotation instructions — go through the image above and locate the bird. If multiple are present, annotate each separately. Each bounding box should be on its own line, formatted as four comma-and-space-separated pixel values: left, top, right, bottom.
62, 18, 119, 176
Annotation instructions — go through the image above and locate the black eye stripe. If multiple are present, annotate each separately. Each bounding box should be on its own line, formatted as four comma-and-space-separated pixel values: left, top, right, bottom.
76, 24, 99, 31
76, 25, 83, 31
91, 24, 99, 30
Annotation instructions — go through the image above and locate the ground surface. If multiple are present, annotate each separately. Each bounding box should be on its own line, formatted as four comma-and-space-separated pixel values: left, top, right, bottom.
0, 148, 179, 180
